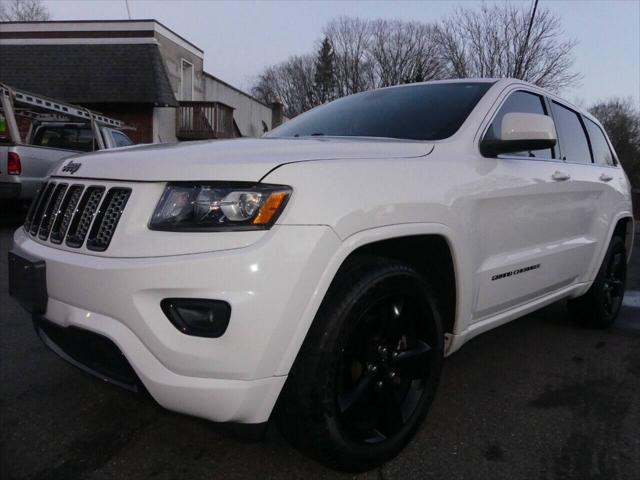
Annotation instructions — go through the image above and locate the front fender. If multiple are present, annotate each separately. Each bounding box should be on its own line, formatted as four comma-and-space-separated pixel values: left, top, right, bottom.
273, 222, 466, 376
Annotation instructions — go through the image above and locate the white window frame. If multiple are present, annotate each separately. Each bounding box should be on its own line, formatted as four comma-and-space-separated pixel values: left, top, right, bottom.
180, 58, 194, 101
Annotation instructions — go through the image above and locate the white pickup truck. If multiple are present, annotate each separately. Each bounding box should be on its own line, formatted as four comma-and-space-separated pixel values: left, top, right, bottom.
0, 85, 132, 201
9, 79, 634, 472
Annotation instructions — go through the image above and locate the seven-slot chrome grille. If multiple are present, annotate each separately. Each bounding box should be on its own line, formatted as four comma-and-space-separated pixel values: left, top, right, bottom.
24, 181, 131, 252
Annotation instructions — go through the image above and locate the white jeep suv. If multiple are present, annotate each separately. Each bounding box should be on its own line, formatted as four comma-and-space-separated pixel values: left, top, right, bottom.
9, 79, 634, 471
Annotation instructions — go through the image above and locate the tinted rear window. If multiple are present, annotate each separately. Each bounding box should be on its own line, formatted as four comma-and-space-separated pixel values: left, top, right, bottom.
267, 82, 493, 141
32, 126, 95, 152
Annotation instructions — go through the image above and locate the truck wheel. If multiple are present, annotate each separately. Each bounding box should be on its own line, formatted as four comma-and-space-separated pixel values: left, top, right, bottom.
568, 236, 627, 328
276, 256, 444, 472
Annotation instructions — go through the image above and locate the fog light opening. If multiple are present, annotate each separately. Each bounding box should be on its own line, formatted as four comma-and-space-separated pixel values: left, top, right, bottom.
160, 298, 231, 338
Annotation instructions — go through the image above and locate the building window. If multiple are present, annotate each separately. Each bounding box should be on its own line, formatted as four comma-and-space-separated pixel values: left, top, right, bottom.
181, 59, 193, 101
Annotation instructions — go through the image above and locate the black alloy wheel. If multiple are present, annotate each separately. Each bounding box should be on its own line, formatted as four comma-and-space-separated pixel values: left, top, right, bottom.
569, 235, 627, 328
336, 294, 435, 444
602, 249, 626, 317
276, 256, 444, 472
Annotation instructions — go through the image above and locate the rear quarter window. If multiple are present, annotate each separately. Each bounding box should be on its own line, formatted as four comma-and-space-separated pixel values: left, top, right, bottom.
584, 118, 616, 166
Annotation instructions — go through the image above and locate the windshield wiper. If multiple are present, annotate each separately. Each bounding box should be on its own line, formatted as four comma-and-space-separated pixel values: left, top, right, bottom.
292, 133, 325, 138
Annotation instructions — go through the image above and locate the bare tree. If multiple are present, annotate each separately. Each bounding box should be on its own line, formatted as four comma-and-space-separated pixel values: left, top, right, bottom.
252, 54, 317, 118
369, 19, 443, 87
253, 17, 446, 116
0, 0, 51, 21
435, 3, 579, 91
589, 98, 640, 189
252, 6, 580, 117
323, 17, 374, 97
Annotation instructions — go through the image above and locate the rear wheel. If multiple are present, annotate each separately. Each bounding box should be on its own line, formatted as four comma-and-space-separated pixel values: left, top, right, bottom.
276, 257, 444, 472
568, 236, 627, 328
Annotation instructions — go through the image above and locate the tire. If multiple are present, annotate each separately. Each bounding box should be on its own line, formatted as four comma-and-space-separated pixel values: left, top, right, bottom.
276, 256, 444, 472
568, 235, 627, 328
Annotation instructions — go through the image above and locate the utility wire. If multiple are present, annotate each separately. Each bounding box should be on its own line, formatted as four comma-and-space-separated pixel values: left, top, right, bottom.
516, 0, 539, 78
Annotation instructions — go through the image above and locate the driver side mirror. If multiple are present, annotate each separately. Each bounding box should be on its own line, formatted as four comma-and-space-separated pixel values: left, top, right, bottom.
480, 112, 557, 157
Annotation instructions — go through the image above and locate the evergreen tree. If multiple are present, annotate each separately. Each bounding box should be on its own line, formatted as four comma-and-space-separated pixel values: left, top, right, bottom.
402, 61, 426, 84
314, 37, 336, 104
413, 61, 425, 83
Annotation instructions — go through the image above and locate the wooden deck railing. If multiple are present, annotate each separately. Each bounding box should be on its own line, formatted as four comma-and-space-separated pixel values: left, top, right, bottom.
176, 101, 236, 140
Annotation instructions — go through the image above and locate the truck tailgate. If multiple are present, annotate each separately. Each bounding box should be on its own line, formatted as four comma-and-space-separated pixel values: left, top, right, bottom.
0, 144, 77, 200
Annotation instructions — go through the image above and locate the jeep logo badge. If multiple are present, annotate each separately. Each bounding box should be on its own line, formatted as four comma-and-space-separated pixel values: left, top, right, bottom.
61, 161, 81, 174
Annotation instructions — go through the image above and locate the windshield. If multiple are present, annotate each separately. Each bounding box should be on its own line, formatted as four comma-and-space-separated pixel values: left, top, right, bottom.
267, 82, 493, 141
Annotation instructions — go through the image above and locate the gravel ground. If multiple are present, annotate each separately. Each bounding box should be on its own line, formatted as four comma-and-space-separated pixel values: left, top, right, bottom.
1, 208, 639, 480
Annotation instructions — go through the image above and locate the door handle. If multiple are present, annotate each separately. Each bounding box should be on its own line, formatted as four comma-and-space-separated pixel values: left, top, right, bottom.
552, 171, 571, 181
599, 173, 613, 182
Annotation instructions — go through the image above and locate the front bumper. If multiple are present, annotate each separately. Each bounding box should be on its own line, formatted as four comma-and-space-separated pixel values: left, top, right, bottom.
34, 316, 141, 391
13, 224, 341, 423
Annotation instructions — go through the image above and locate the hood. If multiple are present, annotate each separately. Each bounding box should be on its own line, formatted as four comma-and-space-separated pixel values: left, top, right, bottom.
51, 137, 433, 182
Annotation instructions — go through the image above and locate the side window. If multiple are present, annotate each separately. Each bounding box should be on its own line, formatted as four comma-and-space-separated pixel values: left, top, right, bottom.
550, 102, 592, 164
584, 118, 615, 166
485, 90, 554, 159
111, 130, 133, 148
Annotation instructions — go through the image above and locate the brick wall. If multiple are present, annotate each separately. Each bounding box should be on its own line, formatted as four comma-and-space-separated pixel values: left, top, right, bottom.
85, 103, 154, 144
16, 116, 31, 141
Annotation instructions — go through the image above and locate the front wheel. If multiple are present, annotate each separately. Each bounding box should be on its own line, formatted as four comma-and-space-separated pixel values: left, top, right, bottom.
276, 257, 444, 472
568, 235, 627, 328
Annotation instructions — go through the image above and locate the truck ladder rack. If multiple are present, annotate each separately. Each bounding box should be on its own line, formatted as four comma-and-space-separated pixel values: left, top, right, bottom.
0, 84, 125, 128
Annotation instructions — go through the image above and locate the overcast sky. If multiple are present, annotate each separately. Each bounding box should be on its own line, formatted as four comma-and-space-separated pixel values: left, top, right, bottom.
41, 0, 639, 107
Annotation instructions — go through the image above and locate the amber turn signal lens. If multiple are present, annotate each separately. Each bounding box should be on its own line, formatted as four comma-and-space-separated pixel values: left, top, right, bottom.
252, 191, 289, 225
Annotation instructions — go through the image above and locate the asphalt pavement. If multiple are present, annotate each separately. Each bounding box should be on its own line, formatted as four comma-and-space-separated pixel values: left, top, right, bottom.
1, 207, 639, 480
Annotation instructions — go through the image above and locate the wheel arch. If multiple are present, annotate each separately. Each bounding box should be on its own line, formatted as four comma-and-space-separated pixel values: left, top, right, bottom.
275, 223, 462, 377
340, 235, 458, 337
601, 213, 634, 267
613, 215, 635, 261
575, 212, 635, 299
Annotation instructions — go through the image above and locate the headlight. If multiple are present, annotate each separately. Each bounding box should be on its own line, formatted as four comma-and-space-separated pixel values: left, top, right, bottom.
149, 182, 292, 231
